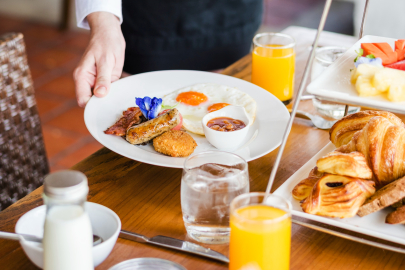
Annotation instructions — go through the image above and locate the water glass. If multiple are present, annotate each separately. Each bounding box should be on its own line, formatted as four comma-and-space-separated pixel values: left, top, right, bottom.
229, 193, 292, 270
311, 46, 360, 119
251, 32, 295, 105
181, 151, 249, 244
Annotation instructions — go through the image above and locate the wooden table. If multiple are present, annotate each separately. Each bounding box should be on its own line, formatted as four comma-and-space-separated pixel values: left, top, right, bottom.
2, 26, 405, 269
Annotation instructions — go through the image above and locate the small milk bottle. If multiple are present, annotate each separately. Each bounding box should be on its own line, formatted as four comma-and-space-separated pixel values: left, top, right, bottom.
42, 170, 94, 270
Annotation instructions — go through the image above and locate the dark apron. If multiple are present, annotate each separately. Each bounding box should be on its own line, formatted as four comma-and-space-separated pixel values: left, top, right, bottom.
121, 0, 263, 74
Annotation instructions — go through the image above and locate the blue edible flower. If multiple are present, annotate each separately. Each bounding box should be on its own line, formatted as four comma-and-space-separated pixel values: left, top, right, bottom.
354, 57, 383, 68
135, 97, 163, 120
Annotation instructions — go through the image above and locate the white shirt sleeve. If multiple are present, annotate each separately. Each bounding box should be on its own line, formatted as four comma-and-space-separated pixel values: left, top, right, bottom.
75, 0, 122, 30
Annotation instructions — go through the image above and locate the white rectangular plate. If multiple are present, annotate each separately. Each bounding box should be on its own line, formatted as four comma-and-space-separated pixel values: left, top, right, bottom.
273, 142, 405, 245
307, 35, 405, 114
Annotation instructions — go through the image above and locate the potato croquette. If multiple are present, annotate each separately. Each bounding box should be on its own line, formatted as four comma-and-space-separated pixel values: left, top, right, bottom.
153, 130, 197, 157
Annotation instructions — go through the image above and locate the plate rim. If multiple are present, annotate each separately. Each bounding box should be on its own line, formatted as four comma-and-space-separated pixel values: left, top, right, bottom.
84, 70, 290, 168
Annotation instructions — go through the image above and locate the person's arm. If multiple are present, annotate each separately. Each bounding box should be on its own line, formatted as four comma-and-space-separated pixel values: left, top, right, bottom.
75, 0, 122, 30
74, 1, 125, 107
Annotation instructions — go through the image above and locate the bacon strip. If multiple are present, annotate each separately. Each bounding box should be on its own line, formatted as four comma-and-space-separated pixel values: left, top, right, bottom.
104, 107, 144, 136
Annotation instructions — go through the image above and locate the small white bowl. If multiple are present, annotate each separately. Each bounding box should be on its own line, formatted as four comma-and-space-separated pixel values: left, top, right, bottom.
202, 105, 251, 151
15, 202, 121, 269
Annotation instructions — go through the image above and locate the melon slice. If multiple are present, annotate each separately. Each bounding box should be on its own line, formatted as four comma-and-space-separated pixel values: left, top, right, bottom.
373, 43, 398, 64
361, 43, 397, 65
395, 40, 405, 61
361, 43, 386, 61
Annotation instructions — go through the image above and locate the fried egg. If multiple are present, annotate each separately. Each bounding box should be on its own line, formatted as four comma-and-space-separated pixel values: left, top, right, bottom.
161, 83, 257, 135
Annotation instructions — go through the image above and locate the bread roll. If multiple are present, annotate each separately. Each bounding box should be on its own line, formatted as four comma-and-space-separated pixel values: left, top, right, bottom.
358, 176, 405, 217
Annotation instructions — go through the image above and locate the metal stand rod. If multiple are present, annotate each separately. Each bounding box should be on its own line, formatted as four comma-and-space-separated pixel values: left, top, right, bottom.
359, 0, 371, 39
344, 105, 349, 116
265, 0, 333, 194
342, 0, 371, 117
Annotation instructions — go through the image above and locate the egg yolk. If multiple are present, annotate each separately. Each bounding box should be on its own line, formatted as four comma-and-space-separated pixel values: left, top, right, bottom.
207, 103, 230, 113
176, 91, 208, 106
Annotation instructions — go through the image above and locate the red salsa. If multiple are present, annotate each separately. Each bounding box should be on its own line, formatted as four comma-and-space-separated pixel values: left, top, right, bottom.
207, 117, 246, 132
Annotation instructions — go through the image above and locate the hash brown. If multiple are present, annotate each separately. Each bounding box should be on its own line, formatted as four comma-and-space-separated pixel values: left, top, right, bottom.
153, 130, 197, 157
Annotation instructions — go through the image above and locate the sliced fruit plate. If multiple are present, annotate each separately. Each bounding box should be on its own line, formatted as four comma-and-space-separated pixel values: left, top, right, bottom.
307, 35, 405, 114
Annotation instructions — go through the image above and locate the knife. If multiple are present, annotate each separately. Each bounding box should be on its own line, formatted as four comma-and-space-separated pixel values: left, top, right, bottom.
119, 230, 229, 263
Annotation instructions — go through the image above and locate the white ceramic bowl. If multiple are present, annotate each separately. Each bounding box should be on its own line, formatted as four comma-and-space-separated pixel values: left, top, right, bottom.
15, 202, 121, 269
202, 105, 251, 151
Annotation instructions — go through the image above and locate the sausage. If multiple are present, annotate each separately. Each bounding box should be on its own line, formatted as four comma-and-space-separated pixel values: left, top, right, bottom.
126, 108, 180, 145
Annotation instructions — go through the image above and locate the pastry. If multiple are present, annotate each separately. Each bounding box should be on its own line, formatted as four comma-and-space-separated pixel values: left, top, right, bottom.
386, 205, 405, 224
301, 174, 375, 219
329, 110, 403, 148
308, 166, 324, 179
292, 110, 405, 220
357, 176, 405, 217
316, 151, 373, 179
337, 116, 405, 186
292, 167, 324, 201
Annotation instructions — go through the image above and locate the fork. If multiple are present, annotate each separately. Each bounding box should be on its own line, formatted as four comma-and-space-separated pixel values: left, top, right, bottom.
289, 108, 337, 130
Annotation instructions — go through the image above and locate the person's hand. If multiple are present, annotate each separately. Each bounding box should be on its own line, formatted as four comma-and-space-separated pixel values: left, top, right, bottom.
73, 12, 126, 107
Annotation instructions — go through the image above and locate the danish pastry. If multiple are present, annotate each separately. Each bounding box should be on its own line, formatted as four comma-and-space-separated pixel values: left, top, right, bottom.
292, 167, 324, 201
301, 174, 375, 218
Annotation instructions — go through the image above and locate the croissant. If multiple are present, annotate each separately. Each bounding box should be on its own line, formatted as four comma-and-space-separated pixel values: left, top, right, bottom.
301, 174, 375, 218
329, 110, 404, 147
292, 167, 324, 201
316, 151, 373, 179
338, 116, 405, 187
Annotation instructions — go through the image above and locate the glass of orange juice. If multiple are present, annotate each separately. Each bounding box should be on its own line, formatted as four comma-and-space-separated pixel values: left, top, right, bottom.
252, 33, 295, 105
229, 192, 292, 270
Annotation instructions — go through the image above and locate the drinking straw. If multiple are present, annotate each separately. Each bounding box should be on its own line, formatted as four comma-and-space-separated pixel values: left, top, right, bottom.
265, 0, 333, 195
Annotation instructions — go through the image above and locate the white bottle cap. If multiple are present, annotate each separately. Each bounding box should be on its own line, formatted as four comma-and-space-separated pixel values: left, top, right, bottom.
44, 170, 89, 201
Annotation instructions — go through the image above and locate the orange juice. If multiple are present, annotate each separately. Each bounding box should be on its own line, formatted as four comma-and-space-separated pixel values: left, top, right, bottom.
252, 45, 295, 104
230, 204, 291, 270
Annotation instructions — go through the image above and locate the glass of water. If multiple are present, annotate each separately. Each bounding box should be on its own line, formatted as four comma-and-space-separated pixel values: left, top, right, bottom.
181, 151, 249, 244
311, 46, 360, 119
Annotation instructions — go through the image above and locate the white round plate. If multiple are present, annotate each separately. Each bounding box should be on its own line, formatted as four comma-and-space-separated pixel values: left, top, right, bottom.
84, 70, 290, 168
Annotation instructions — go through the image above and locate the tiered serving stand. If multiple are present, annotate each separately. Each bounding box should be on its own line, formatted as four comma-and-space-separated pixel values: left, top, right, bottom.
268, 0, 405, 254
